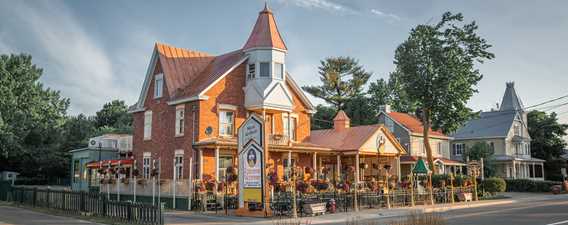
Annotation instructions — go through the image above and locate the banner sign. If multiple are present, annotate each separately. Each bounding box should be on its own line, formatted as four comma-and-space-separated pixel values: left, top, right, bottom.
238, 114, 264, 208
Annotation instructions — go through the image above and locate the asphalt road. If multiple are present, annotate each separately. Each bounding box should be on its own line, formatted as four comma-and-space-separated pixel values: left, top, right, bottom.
442, 198, 568, 225
0, 205, 101, 225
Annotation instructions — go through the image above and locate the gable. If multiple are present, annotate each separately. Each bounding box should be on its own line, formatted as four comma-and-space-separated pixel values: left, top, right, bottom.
360, 126, 407, 155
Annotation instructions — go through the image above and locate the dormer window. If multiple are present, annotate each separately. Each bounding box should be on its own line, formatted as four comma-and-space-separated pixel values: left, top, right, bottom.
274, 62, 284, 79
154, 74, 164, 99
247, 64, 256, 79
259, 62, 270, 77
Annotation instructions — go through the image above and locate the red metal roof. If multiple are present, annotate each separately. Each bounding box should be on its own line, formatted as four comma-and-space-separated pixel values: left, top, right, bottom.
333, 110, 350, 121
388, 112, 447, 137
155, 43, 214, 98
243, 5, 287, 51
309, 125, 381, 151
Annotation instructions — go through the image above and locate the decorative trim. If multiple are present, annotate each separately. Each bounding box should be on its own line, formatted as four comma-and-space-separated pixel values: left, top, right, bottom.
197, 56, 249, 97
285, 73, 315, 112
167, 95, 209, 105
218, 103, 238, 111
175, 149, 184, 155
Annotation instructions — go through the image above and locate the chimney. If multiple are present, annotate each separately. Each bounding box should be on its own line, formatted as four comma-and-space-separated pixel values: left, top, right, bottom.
333, 110, 350, 131
379, 105, 391, 113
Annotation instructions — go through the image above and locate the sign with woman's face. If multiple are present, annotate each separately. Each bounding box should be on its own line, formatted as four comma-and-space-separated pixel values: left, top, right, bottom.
247, 149, 257, 168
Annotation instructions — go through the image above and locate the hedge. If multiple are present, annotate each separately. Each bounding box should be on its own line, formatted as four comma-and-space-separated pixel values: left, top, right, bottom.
481, 177, 506, 194
506, 179, 562, 192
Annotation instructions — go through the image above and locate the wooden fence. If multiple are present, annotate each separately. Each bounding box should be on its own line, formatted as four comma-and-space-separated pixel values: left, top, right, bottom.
5, 186, 163, 225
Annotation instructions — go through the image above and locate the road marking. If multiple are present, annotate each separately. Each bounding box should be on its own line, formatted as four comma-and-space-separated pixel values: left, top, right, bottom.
548, 220, 568, 225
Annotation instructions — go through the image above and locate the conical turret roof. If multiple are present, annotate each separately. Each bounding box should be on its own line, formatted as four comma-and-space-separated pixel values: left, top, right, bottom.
243, 4, 287, 51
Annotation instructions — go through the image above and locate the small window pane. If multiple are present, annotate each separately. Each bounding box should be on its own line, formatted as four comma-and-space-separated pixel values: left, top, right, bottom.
259, 62, 270, 77
274, 63, 283, 79
248, 64, 256, 79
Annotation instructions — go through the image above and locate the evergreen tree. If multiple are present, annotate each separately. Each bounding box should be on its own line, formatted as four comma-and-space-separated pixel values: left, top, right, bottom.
303, 56, 372, 110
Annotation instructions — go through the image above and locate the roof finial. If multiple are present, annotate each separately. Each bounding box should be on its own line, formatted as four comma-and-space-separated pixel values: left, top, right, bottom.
261, 1, 271, 13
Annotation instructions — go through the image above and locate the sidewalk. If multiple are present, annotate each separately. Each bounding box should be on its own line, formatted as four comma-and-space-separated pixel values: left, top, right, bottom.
164, 193, 568, 225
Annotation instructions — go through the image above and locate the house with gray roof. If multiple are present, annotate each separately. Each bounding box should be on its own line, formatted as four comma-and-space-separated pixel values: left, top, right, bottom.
452, 82, 545, 180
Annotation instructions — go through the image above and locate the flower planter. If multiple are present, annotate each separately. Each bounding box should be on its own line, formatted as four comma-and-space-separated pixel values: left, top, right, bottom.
303, 202, 326, 216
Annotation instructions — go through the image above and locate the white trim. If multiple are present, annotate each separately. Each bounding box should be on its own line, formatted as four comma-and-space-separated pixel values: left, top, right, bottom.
218, 104, 238, 111
197, 56, 249, 97
134, 48, 159, 111
175, 149, 184, 155
143, 152, 151, 157
167, 95, 209, 105
243, 46, 287, 53
285, 73, 315, 111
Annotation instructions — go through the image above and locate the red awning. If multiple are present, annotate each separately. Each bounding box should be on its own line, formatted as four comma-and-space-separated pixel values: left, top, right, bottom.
86, 159, 134, 168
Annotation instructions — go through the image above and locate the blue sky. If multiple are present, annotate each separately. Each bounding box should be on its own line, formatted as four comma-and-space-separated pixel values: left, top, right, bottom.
1, 0, 567, 124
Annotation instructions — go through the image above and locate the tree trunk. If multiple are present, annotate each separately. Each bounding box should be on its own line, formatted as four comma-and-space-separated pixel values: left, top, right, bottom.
422, 108, 436, 174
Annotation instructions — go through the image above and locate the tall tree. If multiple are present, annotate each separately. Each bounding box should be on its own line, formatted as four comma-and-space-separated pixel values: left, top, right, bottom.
368, 71, 418, 114
465, 142, 496, 178
0, 54, 69, 175
95, 100, 132, 133
528, 110, 568, 160
393, 12, 494, 172
303, 56, 372, 110
527, 110, 568, 180
311, 104, 336, 130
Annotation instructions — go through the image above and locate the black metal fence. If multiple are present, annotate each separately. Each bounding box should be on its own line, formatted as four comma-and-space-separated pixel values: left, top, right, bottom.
5, 186, 163, 225
269, 187, 474, 217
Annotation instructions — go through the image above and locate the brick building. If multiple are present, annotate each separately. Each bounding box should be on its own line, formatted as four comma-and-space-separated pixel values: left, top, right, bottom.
126, 5, 406, 197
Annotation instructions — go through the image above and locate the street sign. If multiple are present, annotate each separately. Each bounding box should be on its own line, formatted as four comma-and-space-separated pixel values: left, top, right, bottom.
237, 114, 265, 209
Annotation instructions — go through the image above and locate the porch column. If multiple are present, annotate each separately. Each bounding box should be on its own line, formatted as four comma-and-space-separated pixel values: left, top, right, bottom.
215, 147, 220, 180
355, 154, 360, 184
313, 152, 317, 179
396, 156, 401, 182
512, 161, 516, 179
199, 149, 203, 180
287, 112, 292, 146
540, 163, 545, 179
336, 154, 341, 181
288, 151, 292, 180
531, 162, 536, 179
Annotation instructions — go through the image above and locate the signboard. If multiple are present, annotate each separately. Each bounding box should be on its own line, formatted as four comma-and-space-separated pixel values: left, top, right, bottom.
238, 114, 263, 150
238, 114, 264, 208
467, 160, 481, 178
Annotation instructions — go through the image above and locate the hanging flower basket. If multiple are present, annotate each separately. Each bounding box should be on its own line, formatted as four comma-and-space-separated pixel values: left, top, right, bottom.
132, 169, 139, 177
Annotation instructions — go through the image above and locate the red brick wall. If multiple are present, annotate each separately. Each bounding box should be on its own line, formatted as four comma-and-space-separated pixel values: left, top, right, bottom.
132, 59, 196, 180
132, 57, 314, 181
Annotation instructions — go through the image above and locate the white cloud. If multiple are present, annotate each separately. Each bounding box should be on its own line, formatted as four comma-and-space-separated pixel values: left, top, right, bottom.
283, 0, 357, 15
370, 9, 401, 21
0, 1, 156, 115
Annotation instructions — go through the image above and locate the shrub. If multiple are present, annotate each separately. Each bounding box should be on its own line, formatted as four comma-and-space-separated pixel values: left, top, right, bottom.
481, 177, 506, 194
506, 179, 562, 192
431, 174, 449, 188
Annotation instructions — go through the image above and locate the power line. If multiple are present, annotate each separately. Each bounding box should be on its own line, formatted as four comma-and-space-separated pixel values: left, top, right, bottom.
524, 94, 568, 110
